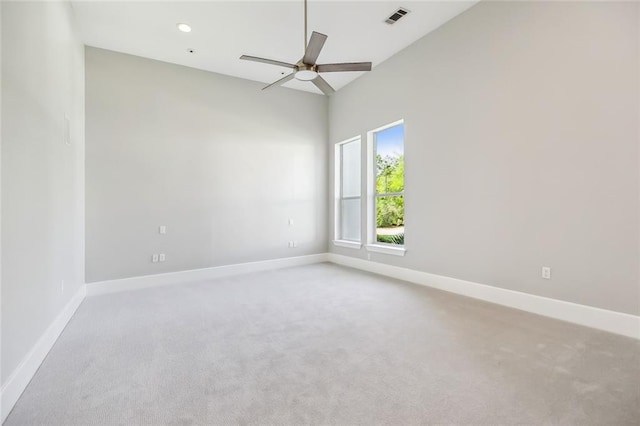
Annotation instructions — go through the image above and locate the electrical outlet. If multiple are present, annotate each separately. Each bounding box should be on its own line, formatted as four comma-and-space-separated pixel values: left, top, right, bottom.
159, 253, 166, 262
288, 241, 293, 248
293, 241, 298, 248
152, 254, 159, 263
288, 218, 294, 226
159, 225, 166, 234
541, 266, 551, 280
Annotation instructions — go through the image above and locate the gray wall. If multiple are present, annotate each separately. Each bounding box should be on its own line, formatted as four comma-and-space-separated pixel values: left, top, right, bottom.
329, 1, 640, 315
85, 48, 328, 283
1, 1, 85, 382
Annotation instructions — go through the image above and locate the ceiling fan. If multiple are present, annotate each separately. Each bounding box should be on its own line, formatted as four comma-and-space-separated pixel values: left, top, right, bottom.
240, 0, 372, 95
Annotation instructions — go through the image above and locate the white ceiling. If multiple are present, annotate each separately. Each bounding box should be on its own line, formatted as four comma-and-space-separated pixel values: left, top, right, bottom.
70, 1, 478, 95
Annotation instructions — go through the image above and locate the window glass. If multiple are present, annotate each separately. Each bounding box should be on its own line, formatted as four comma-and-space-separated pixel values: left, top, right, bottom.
342, 140, 361, 198
341, 198, 361, 242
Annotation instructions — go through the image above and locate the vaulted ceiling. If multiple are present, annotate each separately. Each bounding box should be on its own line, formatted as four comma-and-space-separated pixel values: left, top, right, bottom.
71, 1, 478, 94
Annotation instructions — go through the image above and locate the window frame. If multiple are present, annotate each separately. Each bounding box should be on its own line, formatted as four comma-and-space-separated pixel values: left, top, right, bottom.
366, 120, 406, 256
333, 136, 362, 249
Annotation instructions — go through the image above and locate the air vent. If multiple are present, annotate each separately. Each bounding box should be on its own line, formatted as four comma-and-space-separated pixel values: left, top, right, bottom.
385, 7, 410, 25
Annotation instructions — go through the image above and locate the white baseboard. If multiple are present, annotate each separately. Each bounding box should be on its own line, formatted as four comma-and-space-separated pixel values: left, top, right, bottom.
1, 285, 86, 424
86, 253, 329, 296
328, 253, 640, 340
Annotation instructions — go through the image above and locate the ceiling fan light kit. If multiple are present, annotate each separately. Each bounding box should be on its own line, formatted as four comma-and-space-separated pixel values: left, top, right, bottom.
295, 68, 318, 81
240, 0, 372, 95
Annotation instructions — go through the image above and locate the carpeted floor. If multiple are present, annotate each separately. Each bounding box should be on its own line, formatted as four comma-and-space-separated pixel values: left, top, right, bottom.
5, 263, 640, 425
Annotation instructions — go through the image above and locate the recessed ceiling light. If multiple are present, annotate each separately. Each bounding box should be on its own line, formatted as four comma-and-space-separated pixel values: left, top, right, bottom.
177, 23, 191, 33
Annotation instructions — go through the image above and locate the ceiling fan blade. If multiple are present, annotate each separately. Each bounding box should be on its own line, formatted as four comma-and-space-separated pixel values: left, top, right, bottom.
302, 31, 328, 65
317, 62, 372, 73
240, 55, 297, 69
312, 75, 334, 95
262, 73, 296, 91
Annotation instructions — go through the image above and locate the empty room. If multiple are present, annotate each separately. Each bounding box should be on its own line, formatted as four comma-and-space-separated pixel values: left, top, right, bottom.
1, 0, 639, 424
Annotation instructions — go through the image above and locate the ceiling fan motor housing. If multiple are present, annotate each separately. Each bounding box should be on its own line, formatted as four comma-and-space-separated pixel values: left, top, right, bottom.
297, 62, 316, 71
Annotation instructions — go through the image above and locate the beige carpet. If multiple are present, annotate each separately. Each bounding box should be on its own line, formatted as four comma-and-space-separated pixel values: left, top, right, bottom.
5, 263, 640, 425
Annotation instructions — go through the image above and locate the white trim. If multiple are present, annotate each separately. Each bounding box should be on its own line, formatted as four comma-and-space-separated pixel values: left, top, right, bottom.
366, 132, 376, 243
1, 285, 86, 424
86, 253, 329, 296
366, 244, 406, 256
368, 119, 405, 135
333, 240, 362, 249
327, 253, 640, 340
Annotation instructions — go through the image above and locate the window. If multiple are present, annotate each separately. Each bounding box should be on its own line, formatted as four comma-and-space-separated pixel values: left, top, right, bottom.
367, 121, 405, 255
334, 137, 361, 248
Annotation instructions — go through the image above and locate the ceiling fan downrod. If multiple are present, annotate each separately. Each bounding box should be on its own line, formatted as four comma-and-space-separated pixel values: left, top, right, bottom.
304, 0, 308, 54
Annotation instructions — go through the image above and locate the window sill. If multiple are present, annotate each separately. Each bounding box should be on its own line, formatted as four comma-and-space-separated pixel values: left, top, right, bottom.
365, 244, 406, 256
333, 240, 362, 250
